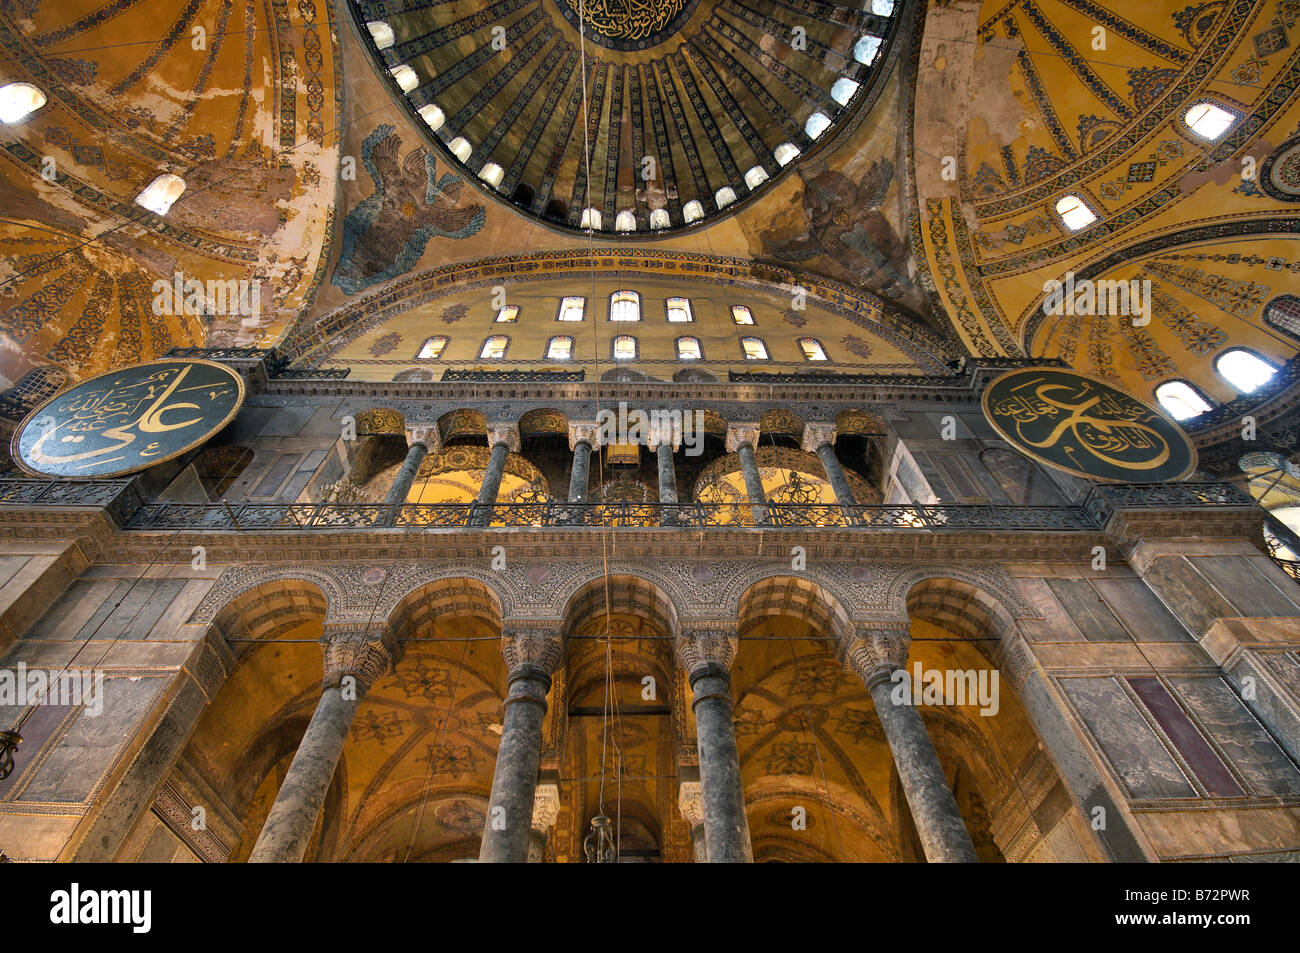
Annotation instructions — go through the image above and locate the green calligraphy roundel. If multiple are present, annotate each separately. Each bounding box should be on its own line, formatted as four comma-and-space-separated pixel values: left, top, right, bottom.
982, 368, 1197, 483
12, 360, 245, 479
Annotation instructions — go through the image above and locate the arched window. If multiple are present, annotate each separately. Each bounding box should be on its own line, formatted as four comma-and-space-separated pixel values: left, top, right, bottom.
1183, 101, 1235, 140
417, 335, 449, 359
612, 335, 637, 361
609, 290, 641, 322
715, 186, 737, 208
614, 210, 636, 232
676, 336, 702, 361
417, 104, 445, 131
741, 337, 768, 360
831, 78, 860, 106
1264, 295, 1300, 342
580, 207, 602, 230
743, 166, 769, 190
389, 64, 418, 92
649, 208, 671, 229
134, 173, 186, 216
1055, 194, 1096, 231
853, 35, 882, 66
365, 21, 395, 49
448, 137, 472, 163
478, 162, 504, 189
731, 305, 755, 325
1216, 349, 1278, 393
546, 336, 573, 360
479, 335, 509, 359
773, 143, 801, 167
799, 338, 829, 361
557, 296, 585, 321
872, 0, 895, 15
666, 297, 693, 323
1155, 380, 1213, 420
494, 305, 518, 323
682, 200, 704, 223
805, 112, 831, 139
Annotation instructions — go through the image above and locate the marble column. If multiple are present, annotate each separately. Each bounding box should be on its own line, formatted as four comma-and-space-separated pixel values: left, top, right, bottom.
470, 424, 519, 527
479, 629, 564, 863
383, 426, 439, 526
648, 424, 679, 526
802, 423, 856, 506
249, 627, 395, 863
727, 424, 766, 525
676, 629, 752, 862
567, 423, 598, 507
677, 777, 707, 863
527, 779, 561, 862
841, 625, 978, 863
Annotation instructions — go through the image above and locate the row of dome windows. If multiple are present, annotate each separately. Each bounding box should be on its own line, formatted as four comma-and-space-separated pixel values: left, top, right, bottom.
417, 334, 831, 363
366, 6, 893, 231
481, 292, 766, 325
1155, 349, 1280, 421
1053, 102, 1239, 232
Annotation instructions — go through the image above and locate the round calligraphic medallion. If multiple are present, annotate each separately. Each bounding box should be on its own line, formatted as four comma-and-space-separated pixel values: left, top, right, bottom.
553, 0, 699, 51
981, 368, 1196, 483
12, 360, 245, 479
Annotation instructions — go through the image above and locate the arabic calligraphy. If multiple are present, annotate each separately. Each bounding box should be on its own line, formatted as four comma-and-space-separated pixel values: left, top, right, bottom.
12, 360, 245, 479
982, 369, 1196, 483
556, 0, 694, 47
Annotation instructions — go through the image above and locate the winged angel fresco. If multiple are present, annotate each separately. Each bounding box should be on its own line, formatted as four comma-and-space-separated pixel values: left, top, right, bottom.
332, 124, 487, 294
764, 160, 913, 300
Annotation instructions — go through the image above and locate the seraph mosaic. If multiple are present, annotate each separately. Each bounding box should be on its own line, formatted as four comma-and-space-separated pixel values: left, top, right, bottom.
332, 125, 486, 295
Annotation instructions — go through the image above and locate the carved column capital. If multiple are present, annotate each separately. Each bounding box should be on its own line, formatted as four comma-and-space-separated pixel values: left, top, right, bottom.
320, 625, 396, 692
531, 782, 561, 833
840, 623, 910, 688
501, 629, 564, 676
487, 424, 520, 453
677, 780, 704, 828
406, 425, 440, 453
646, 421, 680, 451
801, 423, 838, 453
725, 424, 760, 454
675, 628, 738, 675
569, 422, 600, 451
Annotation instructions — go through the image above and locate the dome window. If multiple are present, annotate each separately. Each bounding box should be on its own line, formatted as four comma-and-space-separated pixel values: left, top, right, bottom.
478, 162, 504, 189
682, 200, 704, 223
134, 173, 186, 216
417, 104, 445, 132
773, 143, 801, 167
448, 137, 473, 163
715, 186, 737, 209
649, 208, 671, 229
744, 166, 769, 189
1183, 102, 1235, 140
1055, 194, 1097, 231
0, 82, 45, 123
614, 210, 637, 232
854, 35, 882, 66
1216, 349, 1277, 394
831, 78, 860, 106
1155, 381, 1211, 421
389, 65, 419, 93
805, 111, 831, 139
580, 207, 602, 230
872, 0, 896, 15
366, 21, 395, 49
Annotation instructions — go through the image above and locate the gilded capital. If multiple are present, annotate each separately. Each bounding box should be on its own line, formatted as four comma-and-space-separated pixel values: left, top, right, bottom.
801, 423, 838, 453
840, 624, 910, 686
487, 424, 520, 453
646, 421, 680, 451
725, 425, 760, 454
321, 625, 395, 693
677, 781, 704, 828
501, 628, 564, 675
569, 422, 600, 451
675, 628, 738, 674
406, 424, 440, 453
531, 782, 561, 833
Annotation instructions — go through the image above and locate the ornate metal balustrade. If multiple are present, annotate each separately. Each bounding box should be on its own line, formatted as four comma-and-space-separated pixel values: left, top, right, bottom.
121, 500, 1099, 531
0, 479, 136, 507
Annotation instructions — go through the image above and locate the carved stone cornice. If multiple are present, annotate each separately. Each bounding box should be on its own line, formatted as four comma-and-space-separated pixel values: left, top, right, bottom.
725, 425, 760, 454
406, 425, 441, 453
487, 424, 520, 453
531, 782, 561, 833
569, 422, 600, 451
840, 623, 910, 687
675, 627, 738, 674
501, 629, 564, 675
677, 780, 704, 828
320, 625, 396, 692
801, 423, 838, 453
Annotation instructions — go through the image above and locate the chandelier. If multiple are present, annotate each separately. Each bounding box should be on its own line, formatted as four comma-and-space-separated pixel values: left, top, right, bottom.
583, 813, 616, 863
771, 470, 820, 506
